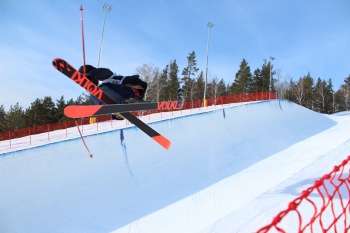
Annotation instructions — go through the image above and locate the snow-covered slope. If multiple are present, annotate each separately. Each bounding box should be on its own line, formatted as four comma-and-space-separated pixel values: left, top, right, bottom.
1, 100, 350, 233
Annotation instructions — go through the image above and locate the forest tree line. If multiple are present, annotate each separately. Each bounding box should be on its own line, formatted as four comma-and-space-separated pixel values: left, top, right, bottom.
1, 51, 349, 132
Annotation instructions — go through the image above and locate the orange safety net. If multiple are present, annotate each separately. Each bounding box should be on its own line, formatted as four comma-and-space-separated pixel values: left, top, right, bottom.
256, 156, 350, 233
0, 92, 275, 143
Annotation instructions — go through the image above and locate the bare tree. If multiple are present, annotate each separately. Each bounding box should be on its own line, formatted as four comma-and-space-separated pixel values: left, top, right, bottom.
136, 63, 162, 101
208, 76, 220, 104
274, 70, 291, 99
290, 77, 305, 105
342, 85, 350, 110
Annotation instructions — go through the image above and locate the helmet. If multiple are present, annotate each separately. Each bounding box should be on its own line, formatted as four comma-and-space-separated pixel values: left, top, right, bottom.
79, 65, 96, 74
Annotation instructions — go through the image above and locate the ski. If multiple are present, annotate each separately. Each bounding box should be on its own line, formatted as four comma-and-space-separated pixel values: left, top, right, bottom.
52, 58, 171, 150
64, 100, 184, 118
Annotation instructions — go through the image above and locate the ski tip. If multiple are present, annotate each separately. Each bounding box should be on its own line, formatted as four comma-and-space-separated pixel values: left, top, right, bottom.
52, 58, 62, 67
153, 135, 171, 150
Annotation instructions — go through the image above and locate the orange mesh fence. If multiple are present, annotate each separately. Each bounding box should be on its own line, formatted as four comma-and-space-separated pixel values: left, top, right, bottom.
256, 156, 350, 233
0, 92, 274, 145
0, 117, 110, 144
125, 92, 276, 118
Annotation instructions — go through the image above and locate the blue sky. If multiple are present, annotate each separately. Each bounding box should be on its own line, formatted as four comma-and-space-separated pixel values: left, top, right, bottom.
1, 0, 349, 110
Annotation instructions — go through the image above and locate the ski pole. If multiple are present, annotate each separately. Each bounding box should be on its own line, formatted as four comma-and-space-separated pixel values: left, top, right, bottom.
79, 5, 86, 76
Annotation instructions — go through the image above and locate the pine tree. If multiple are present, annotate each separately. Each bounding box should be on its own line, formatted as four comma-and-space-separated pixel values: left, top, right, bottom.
217, 79, 227, 96
23, 96, 60, 127
42, 96, 56, 124
344, 74, 350, 86
66, 98, 76, 106
286, 78, 297, 102
23, 98, 43, 127
158, 65, 169, 101
55, 96, 69, 122
7, 103, 24, 130
166, 60, 180, 100
0, 105, 7, 132
260, 59, 275, 93
207, 78, 217, 100
248, 68, 264, 95
230, 58, 252, 94
182, 51, 200, 102
195, 71, 205, 101
334, 85, 349, 112
325, 78, 334, 114
74, 93, 90, 105
182, 51, 199, 81
302, 73, 314, 109
341, 75, 350, 110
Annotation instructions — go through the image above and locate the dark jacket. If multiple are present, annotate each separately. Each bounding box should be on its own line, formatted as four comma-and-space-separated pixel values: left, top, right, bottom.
79, 65, 148, 99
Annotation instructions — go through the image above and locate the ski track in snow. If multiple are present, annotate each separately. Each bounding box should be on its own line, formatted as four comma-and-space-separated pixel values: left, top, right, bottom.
0, 99, 350, 233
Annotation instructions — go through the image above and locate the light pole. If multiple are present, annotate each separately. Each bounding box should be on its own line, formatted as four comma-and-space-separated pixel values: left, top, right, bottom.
269, 56, 274, 99
98, 3, 112, 68
91, 3, 112, 124
203, 22, 214, 107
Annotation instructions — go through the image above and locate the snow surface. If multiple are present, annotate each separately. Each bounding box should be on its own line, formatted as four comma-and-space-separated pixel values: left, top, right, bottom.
1, 99, 350, 233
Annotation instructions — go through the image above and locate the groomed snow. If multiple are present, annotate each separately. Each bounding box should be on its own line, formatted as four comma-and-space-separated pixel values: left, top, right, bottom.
1, 99, 350, 233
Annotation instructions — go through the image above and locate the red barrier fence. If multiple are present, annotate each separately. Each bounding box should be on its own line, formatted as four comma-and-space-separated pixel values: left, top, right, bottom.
0, 92, 274, 145
256, 156, 350, 233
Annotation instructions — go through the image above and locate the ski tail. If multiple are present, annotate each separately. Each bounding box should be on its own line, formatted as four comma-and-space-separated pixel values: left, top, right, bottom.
153, 135, 171, 150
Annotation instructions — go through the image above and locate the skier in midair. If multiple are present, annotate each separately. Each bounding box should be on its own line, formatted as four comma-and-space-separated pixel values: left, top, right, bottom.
79, 64, 147, 120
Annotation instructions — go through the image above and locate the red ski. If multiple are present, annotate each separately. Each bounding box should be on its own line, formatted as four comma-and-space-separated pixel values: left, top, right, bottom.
53, 58, 171, 150
64, 100, 184, 118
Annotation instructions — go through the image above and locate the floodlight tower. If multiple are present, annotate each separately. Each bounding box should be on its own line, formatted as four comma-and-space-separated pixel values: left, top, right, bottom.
98, 3, 113, 67
203, 22, 214, 107
269, 56, 275, 99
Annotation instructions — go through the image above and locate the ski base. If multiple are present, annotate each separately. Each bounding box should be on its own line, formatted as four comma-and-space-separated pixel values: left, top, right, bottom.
64, 100, 184, 118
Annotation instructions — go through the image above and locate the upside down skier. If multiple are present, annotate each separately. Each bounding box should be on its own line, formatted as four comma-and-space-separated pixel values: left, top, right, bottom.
79, 65, 147, 120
